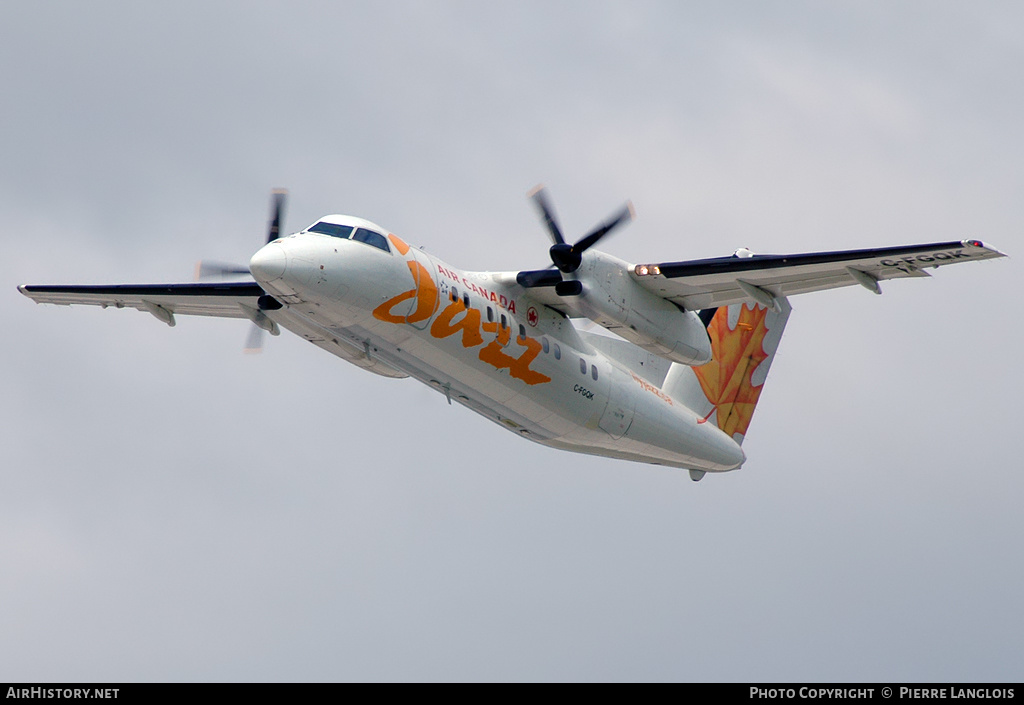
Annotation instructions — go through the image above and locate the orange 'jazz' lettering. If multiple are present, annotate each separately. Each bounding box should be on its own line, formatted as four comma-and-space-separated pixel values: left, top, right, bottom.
430, 301, 484, 348
375, 255, 549, 385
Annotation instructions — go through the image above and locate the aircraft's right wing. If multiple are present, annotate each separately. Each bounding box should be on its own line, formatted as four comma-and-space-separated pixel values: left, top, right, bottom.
18, 282, 267, 325
20, 280, 412, 378
630, 239, 1006, 311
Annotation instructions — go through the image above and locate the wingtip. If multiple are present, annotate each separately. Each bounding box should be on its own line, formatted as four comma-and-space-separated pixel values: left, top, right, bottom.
527, 183, 546, 199
963, 239, 1008, 258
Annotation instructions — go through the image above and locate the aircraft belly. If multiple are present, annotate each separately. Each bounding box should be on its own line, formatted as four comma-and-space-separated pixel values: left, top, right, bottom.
284, 296, 742, 471
270, 309, 407, 378
395, 331, 578, 434
529, 355, 745, 471
628, 395, 744, 471
404, 334, 519, 405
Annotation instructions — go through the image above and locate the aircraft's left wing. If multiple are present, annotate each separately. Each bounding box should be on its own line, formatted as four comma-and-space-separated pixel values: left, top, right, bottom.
630, 239, 1006, 310
18, 282, 267, 325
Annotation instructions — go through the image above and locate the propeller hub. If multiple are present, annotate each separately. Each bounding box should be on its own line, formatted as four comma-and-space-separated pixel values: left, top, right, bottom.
549, 242, 581, 273
520, 186, 634, 295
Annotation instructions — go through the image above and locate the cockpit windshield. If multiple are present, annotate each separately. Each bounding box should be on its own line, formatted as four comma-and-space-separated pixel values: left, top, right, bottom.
309, 222, 354, 239
308, 222, 391, 253
351, 228, 390, 252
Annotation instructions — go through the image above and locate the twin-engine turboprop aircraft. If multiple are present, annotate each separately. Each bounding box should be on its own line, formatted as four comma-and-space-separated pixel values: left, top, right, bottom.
20, 188, 1005, 480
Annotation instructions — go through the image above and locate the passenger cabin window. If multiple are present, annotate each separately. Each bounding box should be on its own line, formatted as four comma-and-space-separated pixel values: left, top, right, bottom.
579, 358, 587, 374
553, 343, 561, 360
309, 222, 353, 239
462, 293, 470, 308
591, 365, 598, 381
519, 324, 526, 339
541, 337, 550, 354
500, 313, 507, 329
487, 306, 494, 323
352, 228, 391, 253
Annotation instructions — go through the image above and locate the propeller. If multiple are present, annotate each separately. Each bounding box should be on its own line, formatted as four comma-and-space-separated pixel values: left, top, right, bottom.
517, 185, 635, 294
194, 260, 251, 280
196, 189, 288, 352
266, 188, 287, 244
244, 323, 266, 354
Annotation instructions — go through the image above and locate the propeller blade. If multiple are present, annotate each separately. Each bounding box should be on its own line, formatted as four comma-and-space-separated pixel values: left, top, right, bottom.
267, 188, 288, 243
516, 269, 563, 288
192, 188, 290, 354
573, 201, 635, 254
194, 260, 251, 280
528, 185, 566, 245
243, 323, 265, 354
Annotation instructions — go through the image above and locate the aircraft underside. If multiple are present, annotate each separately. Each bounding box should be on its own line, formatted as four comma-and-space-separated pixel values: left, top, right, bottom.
268, 302, 747, 474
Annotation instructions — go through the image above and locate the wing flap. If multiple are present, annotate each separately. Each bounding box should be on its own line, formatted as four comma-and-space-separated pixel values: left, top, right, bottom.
632, 239, 1005, 310
18, 282, 266, 319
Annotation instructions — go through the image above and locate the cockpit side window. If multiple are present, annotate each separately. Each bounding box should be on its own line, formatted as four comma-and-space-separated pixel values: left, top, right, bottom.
309, 222, 354, 239
352, 228, 391, 253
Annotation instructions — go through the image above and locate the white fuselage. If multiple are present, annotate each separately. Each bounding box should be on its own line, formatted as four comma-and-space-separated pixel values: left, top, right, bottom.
248, 218, 745, 473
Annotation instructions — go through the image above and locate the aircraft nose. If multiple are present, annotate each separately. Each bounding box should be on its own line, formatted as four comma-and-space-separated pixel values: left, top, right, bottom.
249, 241, 287, 283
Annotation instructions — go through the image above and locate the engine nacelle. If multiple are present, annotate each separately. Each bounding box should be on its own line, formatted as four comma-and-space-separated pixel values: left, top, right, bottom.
575, 252, 712, 366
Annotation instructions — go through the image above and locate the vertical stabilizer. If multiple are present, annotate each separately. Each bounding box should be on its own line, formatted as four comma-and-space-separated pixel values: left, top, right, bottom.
663, 298, 792, 445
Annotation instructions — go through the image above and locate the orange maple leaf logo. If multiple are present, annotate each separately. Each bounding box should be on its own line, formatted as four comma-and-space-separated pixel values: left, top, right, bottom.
692, 304, 770, 438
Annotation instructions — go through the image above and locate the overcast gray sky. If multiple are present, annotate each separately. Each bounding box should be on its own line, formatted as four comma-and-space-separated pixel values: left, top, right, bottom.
2, 1, 1021, 682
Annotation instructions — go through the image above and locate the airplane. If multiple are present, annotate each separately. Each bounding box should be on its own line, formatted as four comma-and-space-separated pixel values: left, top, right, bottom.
19, 188, 1006, 481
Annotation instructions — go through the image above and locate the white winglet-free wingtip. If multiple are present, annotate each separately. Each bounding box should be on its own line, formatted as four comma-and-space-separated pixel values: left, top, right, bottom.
18, 284, 63, 305
963, 239, 1008, 258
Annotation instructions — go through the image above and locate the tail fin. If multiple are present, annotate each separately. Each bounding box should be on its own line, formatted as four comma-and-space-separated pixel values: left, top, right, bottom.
663, 298, 792, 444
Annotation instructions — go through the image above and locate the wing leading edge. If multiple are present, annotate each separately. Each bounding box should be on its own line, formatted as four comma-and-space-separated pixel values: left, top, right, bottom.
630, 239, 1006, 310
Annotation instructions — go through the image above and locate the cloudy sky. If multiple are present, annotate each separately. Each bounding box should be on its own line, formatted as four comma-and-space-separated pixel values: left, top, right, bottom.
2, 1, 1021, 682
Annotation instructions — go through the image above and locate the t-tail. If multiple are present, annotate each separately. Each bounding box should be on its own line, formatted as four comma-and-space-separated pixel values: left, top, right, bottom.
663, 298, 792, 445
